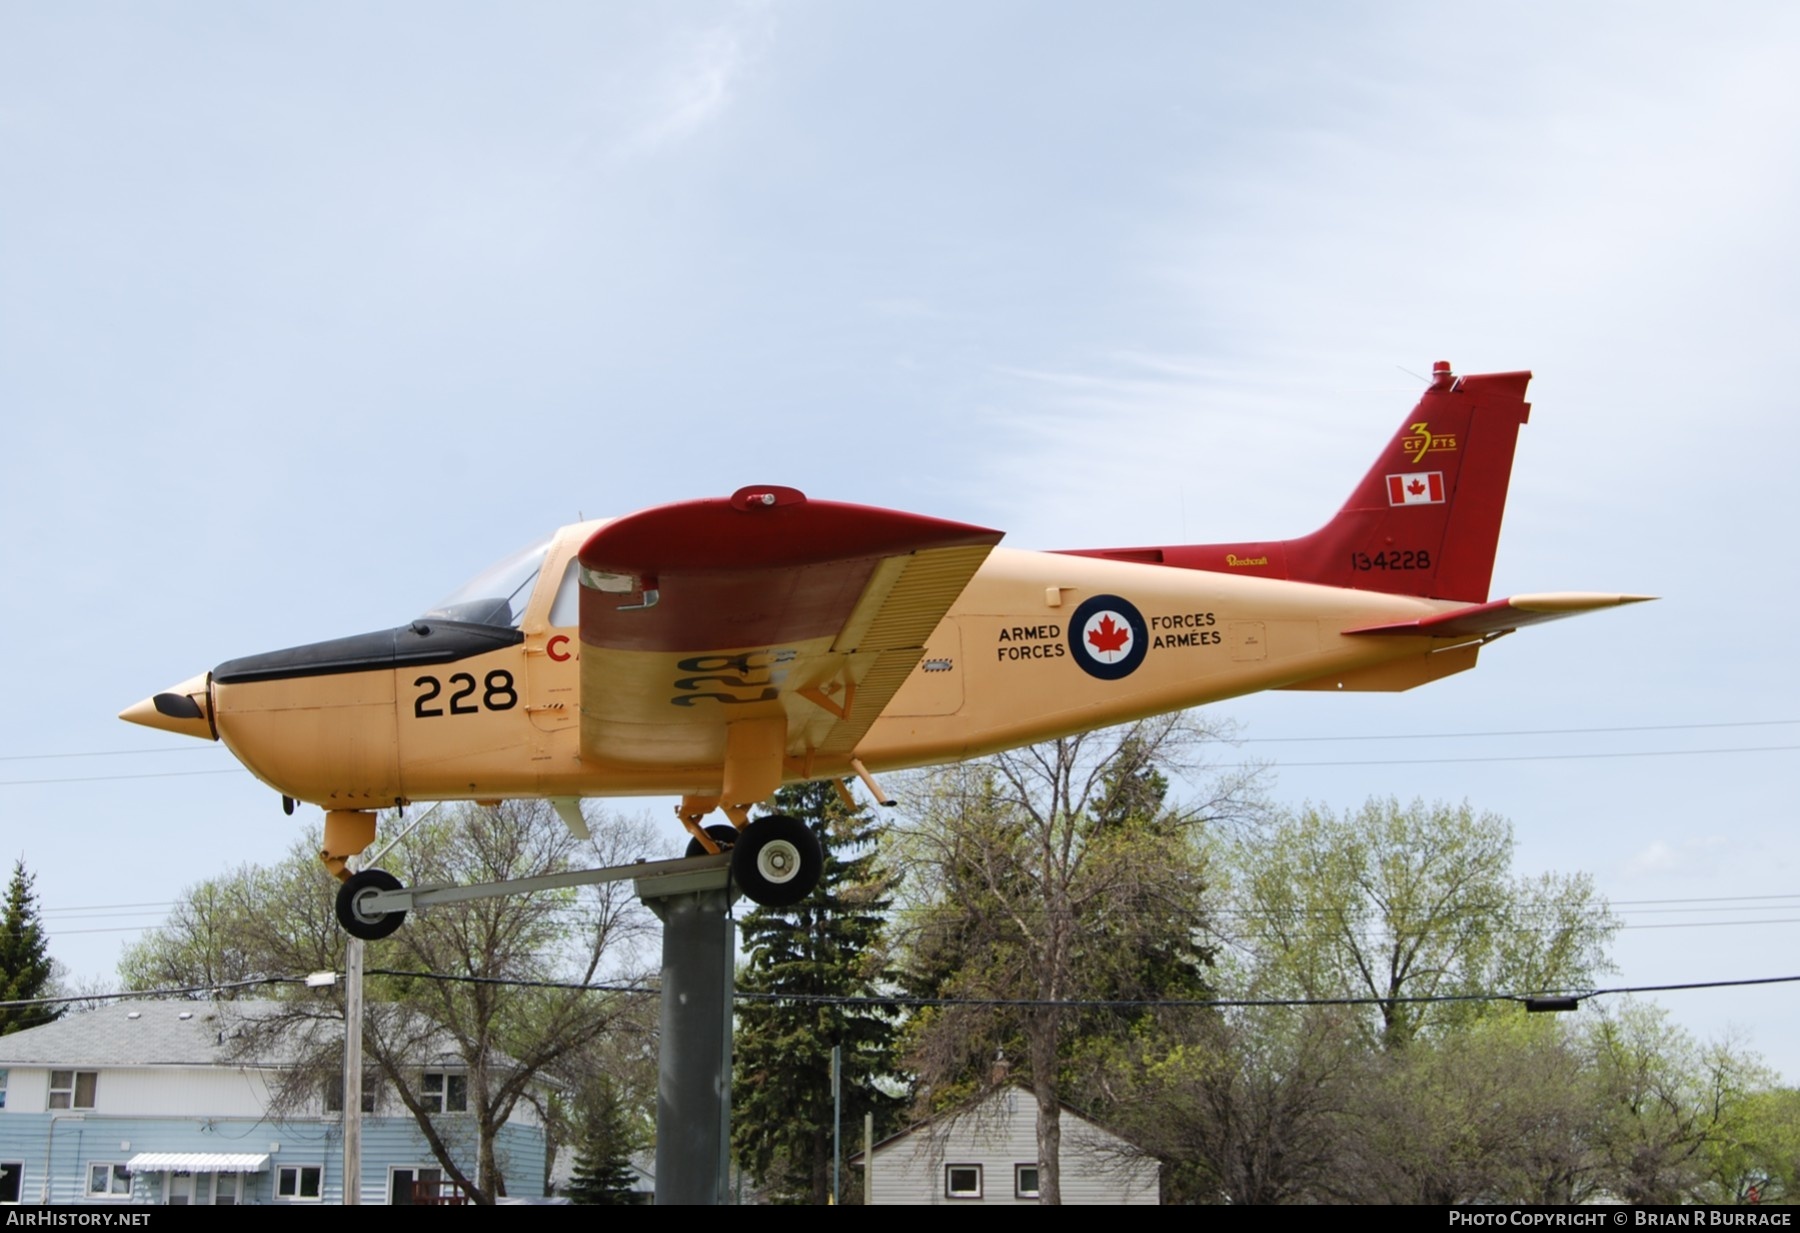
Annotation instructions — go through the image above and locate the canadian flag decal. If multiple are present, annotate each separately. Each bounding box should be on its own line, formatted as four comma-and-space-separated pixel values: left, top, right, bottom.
1386, 472, 1445, 506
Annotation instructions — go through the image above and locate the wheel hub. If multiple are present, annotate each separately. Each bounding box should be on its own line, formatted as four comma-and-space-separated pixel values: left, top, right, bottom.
756, 840, 801, 884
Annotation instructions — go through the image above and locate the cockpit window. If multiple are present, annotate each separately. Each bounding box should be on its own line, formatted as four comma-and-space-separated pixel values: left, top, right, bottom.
549, 556, 581, 627
421, 538, 551, 629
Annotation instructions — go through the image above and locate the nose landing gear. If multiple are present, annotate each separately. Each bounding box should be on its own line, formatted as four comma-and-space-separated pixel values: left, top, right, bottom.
335, 868, 407, 940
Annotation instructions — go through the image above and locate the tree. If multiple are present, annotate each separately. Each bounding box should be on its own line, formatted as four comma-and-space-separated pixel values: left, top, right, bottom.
1095, 1003, 1363, 1205
0, 860, 60, 1035
1227, 797, 1618, 1049
118, 846, 342, 995
1585, 1000, 1775, 1205
1715, 1086, 1800, 1204
1336, 1013, 1605, 1204
120, 803, 661, 1204
733, 781, 902, 1204
564, 1077, 644, 1204
898, 717, 1258, 1203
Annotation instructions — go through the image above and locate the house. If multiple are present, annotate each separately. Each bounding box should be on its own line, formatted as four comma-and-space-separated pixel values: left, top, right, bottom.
0, 1000, 548, 1205
855, 1085, 1159, 1205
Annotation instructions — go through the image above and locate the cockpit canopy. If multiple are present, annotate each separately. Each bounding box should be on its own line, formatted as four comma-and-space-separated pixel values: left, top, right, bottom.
419, 538, 551, 629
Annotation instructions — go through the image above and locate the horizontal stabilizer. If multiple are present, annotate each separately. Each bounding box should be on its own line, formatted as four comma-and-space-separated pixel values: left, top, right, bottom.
1344, 592, 1655, 639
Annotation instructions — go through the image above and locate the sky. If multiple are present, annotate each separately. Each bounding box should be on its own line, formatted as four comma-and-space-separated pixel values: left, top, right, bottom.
4, 2, 1798, 1074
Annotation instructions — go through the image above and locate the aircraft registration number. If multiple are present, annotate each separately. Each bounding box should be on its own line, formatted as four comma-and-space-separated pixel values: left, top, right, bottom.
1349, 549, 1431, 572
413, 671, 519, 718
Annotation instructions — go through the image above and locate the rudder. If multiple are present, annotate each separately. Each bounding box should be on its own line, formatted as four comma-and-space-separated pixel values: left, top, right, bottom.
1060, 362, 1532, 603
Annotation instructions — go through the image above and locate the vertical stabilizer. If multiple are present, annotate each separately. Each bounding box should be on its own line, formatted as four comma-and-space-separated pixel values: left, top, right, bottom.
1061, 362, 1532, 603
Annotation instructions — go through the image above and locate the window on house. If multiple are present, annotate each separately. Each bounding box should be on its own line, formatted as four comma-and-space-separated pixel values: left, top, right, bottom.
49, 1070, 97, 1110
276, 1165, 322, 1201
421, 1070, 467, 1114
1, 1162, 22, 1204
0, 1068, 8, 1109
1015, 1163, 1040, 1199
945, 1164, 983, 1199
390, 1166, 446, 1205
325, 1071, 378, 1113
87, 1164, 131, 1198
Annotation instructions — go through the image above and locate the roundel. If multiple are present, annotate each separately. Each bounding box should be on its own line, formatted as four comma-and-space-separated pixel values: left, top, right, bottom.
1067, 594, 1148, 680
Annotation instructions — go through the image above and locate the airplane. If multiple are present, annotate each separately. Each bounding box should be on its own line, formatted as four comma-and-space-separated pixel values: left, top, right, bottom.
122, 361, 1648, 938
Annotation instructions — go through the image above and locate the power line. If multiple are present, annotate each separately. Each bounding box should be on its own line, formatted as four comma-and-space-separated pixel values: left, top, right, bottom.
8, 965, 1800, 1017
1244, 744, 1799, 769
11, 719, 1792, 764
0, 746, 221, 762
5, 741, 1794, 787
0, 769, 246, 787
0, 976, 302, 1009
1240, 719, 1800, 744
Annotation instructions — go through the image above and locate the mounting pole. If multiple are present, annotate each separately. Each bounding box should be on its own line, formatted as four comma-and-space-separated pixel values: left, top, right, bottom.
636, 861, 739, 1206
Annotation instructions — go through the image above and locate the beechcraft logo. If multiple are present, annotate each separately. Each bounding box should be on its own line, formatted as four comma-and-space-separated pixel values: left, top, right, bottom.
1400, 421, 1457, 463
1386, 472, 1445, 506
1068, 594, 1149, 680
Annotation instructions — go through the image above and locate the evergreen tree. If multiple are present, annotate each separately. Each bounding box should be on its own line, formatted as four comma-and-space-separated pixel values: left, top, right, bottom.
566, 1079, 642, 1205
0, 859, 59, 1035
733, 782, 902, 1204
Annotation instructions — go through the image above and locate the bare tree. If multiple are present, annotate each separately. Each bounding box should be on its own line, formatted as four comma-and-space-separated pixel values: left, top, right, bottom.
123, 802, 661, 1204
355, 801, 660, 1200
1094, 1004, 1363, 1204
898, 716, 1261, 1204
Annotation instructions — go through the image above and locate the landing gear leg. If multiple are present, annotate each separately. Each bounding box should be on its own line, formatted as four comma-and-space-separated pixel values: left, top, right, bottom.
320, 809, 377, 883
675, 795, 726, 854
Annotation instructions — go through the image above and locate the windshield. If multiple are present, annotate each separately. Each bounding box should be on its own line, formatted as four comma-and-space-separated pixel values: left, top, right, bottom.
420, 538, 551, 628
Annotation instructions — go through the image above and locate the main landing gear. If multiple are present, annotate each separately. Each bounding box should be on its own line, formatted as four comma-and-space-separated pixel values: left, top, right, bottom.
730, 815, 821, 908
331, 813, 825, 940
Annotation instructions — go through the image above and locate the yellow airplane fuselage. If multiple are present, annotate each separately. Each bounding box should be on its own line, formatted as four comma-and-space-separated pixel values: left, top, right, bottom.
168, 531, 1472, 813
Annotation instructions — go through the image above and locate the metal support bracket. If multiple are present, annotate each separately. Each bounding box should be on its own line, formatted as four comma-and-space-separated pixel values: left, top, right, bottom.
357, 850, 733, 916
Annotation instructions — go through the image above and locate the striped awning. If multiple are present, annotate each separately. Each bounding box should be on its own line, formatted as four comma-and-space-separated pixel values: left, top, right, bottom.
125, 1153, 269, 1173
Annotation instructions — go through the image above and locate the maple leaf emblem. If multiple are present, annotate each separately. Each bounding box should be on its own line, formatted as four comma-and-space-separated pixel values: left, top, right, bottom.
1087, 613, 1131, 656
1407, 478, 1425, 496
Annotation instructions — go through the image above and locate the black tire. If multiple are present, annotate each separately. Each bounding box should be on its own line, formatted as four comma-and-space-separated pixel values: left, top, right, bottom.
731, 814, 823, 908
684, 823, 739, 858
336, 868, 407, 940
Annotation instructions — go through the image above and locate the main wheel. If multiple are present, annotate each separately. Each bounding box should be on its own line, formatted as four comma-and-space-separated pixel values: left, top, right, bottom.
335, 869, 407, 940
731, 814, 823, 908
684, 823, 739, 857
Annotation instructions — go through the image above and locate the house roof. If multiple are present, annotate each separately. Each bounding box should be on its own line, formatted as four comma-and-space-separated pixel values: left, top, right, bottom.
848, 1084, 1144, 1164
0, 1000, 306, 1067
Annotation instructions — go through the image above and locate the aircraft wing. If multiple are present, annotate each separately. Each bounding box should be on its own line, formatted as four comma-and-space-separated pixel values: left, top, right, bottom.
1344, 592, 1654, 639
575, 485, 1001, 796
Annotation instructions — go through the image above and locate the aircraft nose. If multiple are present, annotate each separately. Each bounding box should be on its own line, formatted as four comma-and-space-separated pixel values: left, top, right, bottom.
119, 672, 216, 742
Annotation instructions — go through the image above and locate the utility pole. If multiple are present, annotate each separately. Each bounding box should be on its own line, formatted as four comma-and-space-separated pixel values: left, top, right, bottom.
344, 937, 364, 1205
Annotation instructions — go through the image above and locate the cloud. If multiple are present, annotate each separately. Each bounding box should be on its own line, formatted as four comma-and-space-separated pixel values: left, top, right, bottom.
1623, 836, 1730, 880
621, 18, 759, 157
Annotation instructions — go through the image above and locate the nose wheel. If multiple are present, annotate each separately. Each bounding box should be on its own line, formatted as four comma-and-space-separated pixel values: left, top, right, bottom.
730, 814, 822, 908
335, 868, 407, 940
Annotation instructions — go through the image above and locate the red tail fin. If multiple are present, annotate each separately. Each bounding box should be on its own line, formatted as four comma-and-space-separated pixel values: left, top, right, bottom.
1062, 363, 1532, 603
